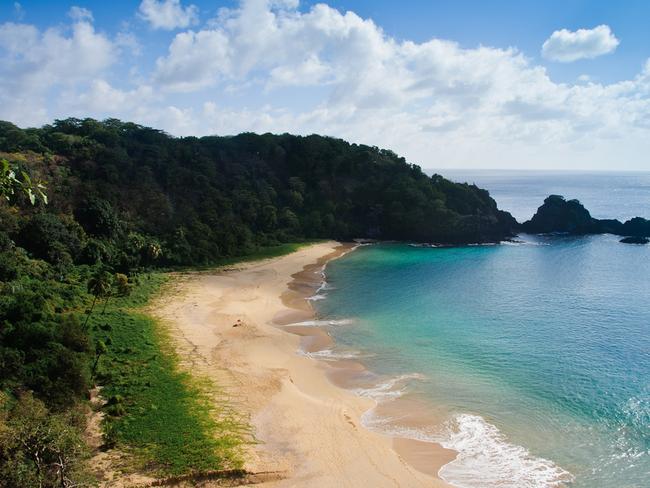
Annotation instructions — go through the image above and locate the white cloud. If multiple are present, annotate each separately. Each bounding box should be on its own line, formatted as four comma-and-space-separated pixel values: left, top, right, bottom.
61, 79, 155, 114
116, 31, 142, 56
1, 1, 650, 169
147, 2, 650, 168
138, 0, 198, 30
155, 29, 231, 91
542, 25, 619, 62
68, 6, 94, 22
0, 15, 115, 126
14, 2, 25, 20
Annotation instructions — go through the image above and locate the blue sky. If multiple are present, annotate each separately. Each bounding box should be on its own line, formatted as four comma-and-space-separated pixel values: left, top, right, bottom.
1, 1, 650, 170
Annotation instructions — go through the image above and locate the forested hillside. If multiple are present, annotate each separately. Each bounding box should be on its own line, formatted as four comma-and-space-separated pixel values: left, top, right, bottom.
0, 118, 515, 486
1, 118, 515, 268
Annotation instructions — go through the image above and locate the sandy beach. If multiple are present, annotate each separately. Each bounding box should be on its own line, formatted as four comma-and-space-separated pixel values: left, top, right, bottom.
151, 241, 456, 487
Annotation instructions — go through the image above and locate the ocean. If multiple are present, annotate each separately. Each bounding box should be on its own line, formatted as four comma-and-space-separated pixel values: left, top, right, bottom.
310, 171, 650, 487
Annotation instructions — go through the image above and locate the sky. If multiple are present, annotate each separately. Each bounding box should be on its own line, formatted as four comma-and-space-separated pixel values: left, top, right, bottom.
1, 1, 650, 170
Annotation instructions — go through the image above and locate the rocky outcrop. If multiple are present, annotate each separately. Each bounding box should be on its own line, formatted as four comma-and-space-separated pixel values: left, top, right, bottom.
620, 217, 650, 237
620, 236, 649, 244
521, 195, 649, 240
521, 195, 607, 234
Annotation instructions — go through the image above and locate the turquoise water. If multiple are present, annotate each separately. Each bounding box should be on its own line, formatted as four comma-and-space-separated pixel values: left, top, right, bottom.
313, 236, 649, 487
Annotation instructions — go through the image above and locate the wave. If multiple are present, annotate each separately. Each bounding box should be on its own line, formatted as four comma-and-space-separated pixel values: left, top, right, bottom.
306, 293, 327, 301
362, 410, 572, 488
287, 318, 353, 327
298, 348, 369, 361
353, 373, 426, 402
315, 281, 335, 293
501, 240, 550, 246
437, 414, 573, 488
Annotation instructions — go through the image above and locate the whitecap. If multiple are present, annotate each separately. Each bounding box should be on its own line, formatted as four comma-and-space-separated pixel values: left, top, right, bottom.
287, 319, 353, 327
352, 373, 426, 402
436, 414, 573, 488
501, 240, 550, 246
298, 348, 368, 361
315, 281, 335, 293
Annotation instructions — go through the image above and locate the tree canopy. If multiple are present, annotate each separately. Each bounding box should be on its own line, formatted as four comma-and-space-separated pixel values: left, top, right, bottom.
0, 118, 515, 271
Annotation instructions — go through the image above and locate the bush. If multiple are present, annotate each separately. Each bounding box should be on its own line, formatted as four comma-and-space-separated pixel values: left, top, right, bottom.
0, 391, 90, 488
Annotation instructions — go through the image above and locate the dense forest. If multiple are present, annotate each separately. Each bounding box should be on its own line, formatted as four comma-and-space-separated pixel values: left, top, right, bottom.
0, 118, 517, 486
1, 117, 516, 266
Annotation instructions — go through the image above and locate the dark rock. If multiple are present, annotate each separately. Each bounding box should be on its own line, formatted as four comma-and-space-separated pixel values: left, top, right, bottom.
620, 236, 649, 244
521, 194, 650, 239
521, 195, 610, 234
596, 218, 624, 235
621, 217, 650, 237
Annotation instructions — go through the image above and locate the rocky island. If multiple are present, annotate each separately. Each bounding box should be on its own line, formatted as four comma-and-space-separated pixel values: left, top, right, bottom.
521, 195, 650, 241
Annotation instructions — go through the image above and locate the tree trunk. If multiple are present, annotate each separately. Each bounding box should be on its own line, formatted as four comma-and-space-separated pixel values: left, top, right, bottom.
101, 295, 110, 314
83, 295, 97, 329
91, 353, 102, 378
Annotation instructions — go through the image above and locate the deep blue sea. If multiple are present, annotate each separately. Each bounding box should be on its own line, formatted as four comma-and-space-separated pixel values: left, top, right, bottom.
310, 171, 650, 488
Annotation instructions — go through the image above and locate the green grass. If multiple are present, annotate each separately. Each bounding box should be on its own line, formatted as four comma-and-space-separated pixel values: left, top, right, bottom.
90, 274, 245, 476
88, 241, 320, 476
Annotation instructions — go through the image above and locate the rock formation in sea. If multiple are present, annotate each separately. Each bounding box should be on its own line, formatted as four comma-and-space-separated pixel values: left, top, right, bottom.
620, 236, 649, 244
520, 195, 650, 239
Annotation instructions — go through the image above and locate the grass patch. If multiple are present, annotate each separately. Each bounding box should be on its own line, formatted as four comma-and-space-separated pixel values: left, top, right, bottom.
88, 241, 320, 476
90, 274, 244, 476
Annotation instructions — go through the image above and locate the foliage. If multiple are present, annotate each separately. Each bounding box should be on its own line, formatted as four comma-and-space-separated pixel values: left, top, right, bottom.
0, 158, 47, 205
0, 118, 514, 275
89, 273, 245, 475
0, 391, 90, 488
0, 269, 92, 409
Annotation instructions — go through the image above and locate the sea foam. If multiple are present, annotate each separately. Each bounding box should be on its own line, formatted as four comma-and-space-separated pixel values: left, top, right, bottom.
287, 319, 353, 327
298, 348, 368, 361
352, 373, 426, 402
436, 414, 573, 488
306, 293, 327, 301
351, 372, 572, 488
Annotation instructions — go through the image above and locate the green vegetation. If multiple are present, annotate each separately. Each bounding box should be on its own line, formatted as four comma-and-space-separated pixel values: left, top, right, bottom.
0, 391, 91, 488
90, 273, 245, 476
1, 118, 515, 269
0, 117, 517, 485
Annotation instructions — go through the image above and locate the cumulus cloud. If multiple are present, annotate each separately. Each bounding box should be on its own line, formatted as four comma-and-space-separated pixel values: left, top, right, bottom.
148, 2, 650, 168
138, 0, 198, 30
68, 6, 94, 22
0, 11, 115, 126
1, 1, 650, 169
542, 25, 619, 62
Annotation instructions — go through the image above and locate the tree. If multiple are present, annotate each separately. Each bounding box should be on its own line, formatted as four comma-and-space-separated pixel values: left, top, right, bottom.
0, 391, 89, 488
91, 340, 108, 378
0, 159, 47, 205
84, 270, 112, 328
114, 273, 131, 297
100, 273, 131, 314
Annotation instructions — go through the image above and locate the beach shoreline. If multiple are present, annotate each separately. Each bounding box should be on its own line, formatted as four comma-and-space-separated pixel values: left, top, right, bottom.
152, 241, 456, 487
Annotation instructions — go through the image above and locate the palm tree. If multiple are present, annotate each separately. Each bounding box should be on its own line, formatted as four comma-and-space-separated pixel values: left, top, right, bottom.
84, 270, 112, 329
91, 340, 108, 377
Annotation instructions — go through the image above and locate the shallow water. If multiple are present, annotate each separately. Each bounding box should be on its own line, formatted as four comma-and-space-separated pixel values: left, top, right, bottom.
314, 235, 649, 487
